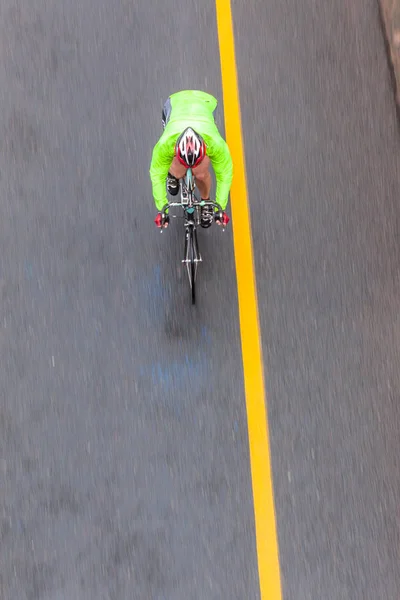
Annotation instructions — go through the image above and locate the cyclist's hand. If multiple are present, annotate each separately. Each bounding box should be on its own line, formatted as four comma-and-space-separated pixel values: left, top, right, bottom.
154, 212, 169, 228
214, 211, 230, 226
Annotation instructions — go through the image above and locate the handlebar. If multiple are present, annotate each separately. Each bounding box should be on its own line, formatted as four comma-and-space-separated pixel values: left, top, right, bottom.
160, 200, 224, 216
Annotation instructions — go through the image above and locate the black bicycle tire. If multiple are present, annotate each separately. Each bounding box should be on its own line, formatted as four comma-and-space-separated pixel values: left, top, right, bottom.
190, 228, 196, 305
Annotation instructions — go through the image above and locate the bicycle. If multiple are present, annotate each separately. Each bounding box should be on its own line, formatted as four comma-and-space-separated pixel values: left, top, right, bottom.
159, 168, 228, 305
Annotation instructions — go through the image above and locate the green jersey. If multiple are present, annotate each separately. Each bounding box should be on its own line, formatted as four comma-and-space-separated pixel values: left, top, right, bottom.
149, 90, 233, 211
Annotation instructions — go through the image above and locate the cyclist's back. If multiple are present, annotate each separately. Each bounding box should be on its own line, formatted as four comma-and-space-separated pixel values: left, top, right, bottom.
161, 90, 219, 139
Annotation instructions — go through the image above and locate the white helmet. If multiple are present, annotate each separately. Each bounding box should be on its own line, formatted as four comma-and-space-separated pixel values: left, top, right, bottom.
175, 127, 206, 167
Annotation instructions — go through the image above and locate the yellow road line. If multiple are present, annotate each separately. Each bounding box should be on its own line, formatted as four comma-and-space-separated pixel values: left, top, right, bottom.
215, 2, 283, 598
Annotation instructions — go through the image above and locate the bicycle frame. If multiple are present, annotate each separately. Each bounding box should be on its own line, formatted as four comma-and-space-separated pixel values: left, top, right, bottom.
160, 168, 224, 305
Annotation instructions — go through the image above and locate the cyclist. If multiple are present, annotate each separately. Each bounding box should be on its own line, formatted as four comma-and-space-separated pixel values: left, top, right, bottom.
150, 90, 233, 229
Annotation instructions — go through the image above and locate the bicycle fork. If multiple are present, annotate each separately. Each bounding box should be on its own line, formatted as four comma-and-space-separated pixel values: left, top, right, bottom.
182, 225, 202, 272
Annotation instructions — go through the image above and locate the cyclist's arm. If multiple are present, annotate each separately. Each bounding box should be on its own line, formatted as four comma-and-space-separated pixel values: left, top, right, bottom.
208, 137, 233, 210
149, 139, 174, 211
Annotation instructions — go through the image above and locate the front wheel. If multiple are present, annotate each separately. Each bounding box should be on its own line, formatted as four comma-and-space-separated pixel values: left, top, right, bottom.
184, 226, 196, 306
189, 228, 196, 305
184, 221, 201, 306
190, 247, 196, 305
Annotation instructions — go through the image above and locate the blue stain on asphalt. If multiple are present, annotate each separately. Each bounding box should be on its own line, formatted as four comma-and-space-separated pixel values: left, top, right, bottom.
148, 356, 206, 389
139, 348, 209, 417
24, 262, 34, 280
153, 265, 162, 294
141, 327, 211, 387
141, 265, 165, 301
136, 291, 213, 415
201, 325, 212, 346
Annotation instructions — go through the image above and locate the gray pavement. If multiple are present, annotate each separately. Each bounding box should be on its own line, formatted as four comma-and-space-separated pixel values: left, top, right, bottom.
233, 0, 400, 598
0, 0, 400, 599
380, 0, 400, 106
0, 1, 257, 599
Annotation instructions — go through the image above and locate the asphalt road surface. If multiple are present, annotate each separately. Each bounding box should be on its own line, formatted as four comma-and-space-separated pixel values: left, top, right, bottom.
1, 1, 400, 599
